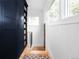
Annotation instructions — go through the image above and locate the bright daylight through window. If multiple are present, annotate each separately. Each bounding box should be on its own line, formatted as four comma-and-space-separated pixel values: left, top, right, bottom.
48, 0, 59, 21
27, 17, 39, 25
69, 0, 79, 16
47, 0, 79, 21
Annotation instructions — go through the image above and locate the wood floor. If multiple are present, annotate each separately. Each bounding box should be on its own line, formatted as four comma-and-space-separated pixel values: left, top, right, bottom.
19, 46, 51, 59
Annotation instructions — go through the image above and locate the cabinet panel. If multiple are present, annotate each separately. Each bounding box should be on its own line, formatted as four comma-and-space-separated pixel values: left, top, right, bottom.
0, 0, 24, 59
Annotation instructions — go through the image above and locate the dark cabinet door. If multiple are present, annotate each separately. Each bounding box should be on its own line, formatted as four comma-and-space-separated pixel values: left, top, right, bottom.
0, 0, 24, 59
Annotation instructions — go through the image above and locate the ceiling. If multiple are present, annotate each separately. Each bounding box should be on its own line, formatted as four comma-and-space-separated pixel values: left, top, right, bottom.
26, 0, 55, 11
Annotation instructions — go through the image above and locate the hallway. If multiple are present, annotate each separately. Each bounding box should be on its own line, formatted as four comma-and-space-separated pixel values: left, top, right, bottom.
24, 0, 79, 59
0, 0, 79, 59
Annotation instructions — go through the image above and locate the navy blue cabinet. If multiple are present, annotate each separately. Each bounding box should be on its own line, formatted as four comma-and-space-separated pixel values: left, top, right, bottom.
0, 0, 25, 59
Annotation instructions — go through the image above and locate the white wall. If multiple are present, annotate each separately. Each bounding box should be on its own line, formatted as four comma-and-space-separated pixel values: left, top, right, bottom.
46, 15, 79, 59
28, 25, 44, 47
27, 0, 55, 48
27, 10, 45, 47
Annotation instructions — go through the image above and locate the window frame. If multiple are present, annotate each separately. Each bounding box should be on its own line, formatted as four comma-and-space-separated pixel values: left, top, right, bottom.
49, 0, 79, 20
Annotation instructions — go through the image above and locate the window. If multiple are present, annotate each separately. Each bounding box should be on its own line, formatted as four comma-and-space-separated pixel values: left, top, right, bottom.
49, 0, 59, 18
27, 17, 39, 25
47, 0, 59, 21
47, 0, 79, 22
68, 0, 79, 16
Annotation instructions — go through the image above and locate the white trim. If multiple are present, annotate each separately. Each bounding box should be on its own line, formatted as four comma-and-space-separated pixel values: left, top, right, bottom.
46, 14, 79, 26
59, 0, 69, 19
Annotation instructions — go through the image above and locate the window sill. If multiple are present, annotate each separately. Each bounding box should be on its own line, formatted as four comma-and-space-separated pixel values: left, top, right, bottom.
46, 14, 79, 26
